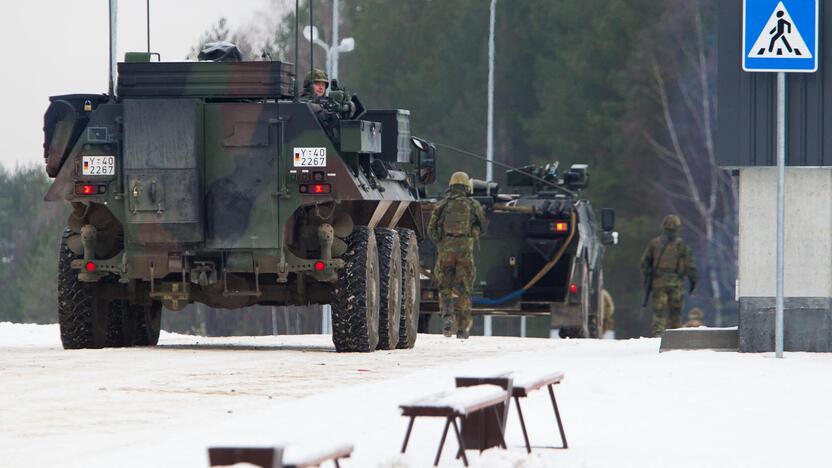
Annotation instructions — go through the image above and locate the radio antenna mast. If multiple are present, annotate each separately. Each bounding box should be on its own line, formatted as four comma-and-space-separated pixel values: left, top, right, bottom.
108, 0, 118, 100
293, 0, 299, 101
309, 0, 314, 79
146, 0, 151, 53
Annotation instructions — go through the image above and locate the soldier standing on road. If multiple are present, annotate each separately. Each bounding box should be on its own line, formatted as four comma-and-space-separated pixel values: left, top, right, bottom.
428, 172, 488, 339
641, 214, 697, 336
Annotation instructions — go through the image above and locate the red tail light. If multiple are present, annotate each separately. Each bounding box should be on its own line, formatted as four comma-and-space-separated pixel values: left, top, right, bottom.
314, 261, 326, 271
299, 183, 332, 194
569, 283, 578, 294
75, 184, 107, 195
85, 262, 97, 272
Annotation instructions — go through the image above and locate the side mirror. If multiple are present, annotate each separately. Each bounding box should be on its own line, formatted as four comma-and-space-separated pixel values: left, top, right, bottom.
411, 137, 437, 186
601, 208, 615, 232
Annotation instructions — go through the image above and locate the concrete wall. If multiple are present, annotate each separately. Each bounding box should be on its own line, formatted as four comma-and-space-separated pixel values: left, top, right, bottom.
738, 167, 832, 351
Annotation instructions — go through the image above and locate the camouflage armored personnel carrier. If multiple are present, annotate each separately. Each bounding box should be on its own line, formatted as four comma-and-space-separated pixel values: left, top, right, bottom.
43, 52, 435, 352
419, 162, 617, 338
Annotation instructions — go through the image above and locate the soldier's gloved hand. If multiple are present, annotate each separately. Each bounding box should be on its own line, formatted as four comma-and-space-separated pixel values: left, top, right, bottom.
689, 280, 696, 294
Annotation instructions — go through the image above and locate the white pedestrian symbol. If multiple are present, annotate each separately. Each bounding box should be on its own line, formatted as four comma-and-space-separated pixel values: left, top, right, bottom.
748, 1, 812, 58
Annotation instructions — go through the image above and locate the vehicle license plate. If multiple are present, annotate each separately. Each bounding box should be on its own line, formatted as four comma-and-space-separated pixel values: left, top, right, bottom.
82, 156, 116, 176
293, 147, 327, 167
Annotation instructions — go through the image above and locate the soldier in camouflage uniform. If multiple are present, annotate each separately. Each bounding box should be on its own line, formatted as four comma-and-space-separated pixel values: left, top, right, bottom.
428, 172, 488, 339
641, 214, 697, 336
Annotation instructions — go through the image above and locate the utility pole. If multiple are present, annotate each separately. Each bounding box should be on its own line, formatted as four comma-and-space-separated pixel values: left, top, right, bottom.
486, 0, 496, 182
303, 11, 354, 86
483, 0, 497, 338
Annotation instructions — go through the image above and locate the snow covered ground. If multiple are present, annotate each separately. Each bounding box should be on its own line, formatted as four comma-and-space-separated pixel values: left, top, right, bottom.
1, 322, 831, 468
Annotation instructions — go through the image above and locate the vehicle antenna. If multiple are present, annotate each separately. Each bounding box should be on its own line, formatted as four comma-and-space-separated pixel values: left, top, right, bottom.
146, 0, 151, 53
432, 142, 577, 196
293, 0, 299, 101
108, 0, 118, 100
309, 0, 314, 80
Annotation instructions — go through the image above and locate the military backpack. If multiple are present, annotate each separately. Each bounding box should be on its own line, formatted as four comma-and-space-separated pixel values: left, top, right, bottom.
441, 196, 473, 237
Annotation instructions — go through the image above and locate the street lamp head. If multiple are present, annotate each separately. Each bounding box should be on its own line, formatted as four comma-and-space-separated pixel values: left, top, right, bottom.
337, 37, 355, 53
302, 25, 320, 42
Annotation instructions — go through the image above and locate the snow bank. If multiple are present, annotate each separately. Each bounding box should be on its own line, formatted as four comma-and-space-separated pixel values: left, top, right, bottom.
2, 322, 832, 468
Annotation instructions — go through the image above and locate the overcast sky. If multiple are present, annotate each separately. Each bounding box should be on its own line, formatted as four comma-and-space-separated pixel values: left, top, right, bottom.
0, 0, 288, 171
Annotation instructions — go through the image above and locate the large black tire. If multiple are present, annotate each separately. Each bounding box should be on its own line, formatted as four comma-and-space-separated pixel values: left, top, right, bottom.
58, 228, 109, 349
332, 226, 381, 352
58, 228, 161, 349
375, 228, 402, 350
396, 228, 420, 349
559, 258, 590, 339
588, 269, 604, 338
579, 261, 592, 338
122, 302, 163, 346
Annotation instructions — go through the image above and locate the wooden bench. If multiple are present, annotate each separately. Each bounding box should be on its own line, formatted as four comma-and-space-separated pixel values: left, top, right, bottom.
508, 370, 568, 453
399, 384, 510, 467
208, 442, 353, 468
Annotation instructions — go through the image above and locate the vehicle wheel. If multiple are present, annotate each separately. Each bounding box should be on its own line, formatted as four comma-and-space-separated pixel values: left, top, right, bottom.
588, 269, 604, 338
126, 302, 162, 346
58, 228, 119, 349
396, 228, 420, 349
375, 228, 402, 350
331, 226, 380, 352
579, 260, 591, 338
59, 228, 160, 349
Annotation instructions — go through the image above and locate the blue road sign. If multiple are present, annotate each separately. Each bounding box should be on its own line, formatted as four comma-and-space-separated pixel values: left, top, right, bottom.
743, 0, 819, 72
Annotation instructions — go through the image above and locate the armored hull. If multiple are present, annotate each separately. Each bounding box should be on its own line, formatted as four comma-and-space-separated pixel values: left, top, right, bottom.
44, 59, 433, 352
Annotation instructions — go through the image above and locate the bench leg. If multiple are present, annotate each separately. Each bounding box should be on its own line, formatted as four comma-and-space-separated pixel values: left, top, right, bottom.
548, 384, 569, 449
492, 405, 508, 450
401, 416, 416, 453
433, 417, 452, 466
334, 459, 341, 468
514, 396, 532, 453
451, 416, 469, 467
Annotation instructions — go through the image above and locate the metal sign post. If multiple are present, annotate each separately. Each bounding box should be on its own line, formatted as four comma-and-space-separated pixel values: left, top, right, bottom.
743, 0, 819, 357
775, 72, 786, 358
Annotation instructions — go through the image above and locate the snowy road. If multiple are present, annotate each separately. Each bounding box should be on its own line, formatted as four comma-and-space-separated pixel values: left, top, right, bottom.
2, 323, 832, 467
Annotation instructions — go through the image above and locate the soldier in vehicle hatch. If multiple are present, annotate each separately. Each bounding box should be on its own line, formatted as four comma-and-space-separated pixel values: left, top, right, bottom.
428, 172, 488, 339
301, 68, 329, 98
641, 214, 697, 336
301, 68, 356, 139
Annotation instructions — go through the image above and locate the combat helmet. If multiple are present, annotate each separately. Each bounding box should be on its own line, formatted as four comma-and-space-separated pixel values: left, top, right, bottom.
662, 214, 681, 230
449, 171, 472, 193
303, 68, 329, 90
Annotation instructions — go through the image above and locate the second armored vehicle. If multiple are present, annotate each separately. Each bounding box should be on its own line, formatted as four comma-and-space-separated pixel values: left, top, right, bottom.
419, 162, 617, 338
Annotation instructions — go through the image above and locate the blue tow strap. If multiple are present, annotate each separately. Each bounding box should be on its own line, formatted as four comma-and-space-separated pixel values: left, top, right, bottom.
472, 289, 525, 306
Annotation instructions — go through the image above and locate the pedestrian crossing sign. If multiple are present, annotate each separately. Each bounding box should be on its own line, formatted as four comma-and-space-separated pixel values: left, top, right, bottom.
743, 0, 819, 72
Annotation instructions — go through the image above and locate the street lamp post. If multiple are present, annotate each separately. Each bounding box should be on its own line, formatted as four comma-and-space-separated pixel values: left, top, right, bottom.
483, 0, 497, 338
302, 23, 355, 84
